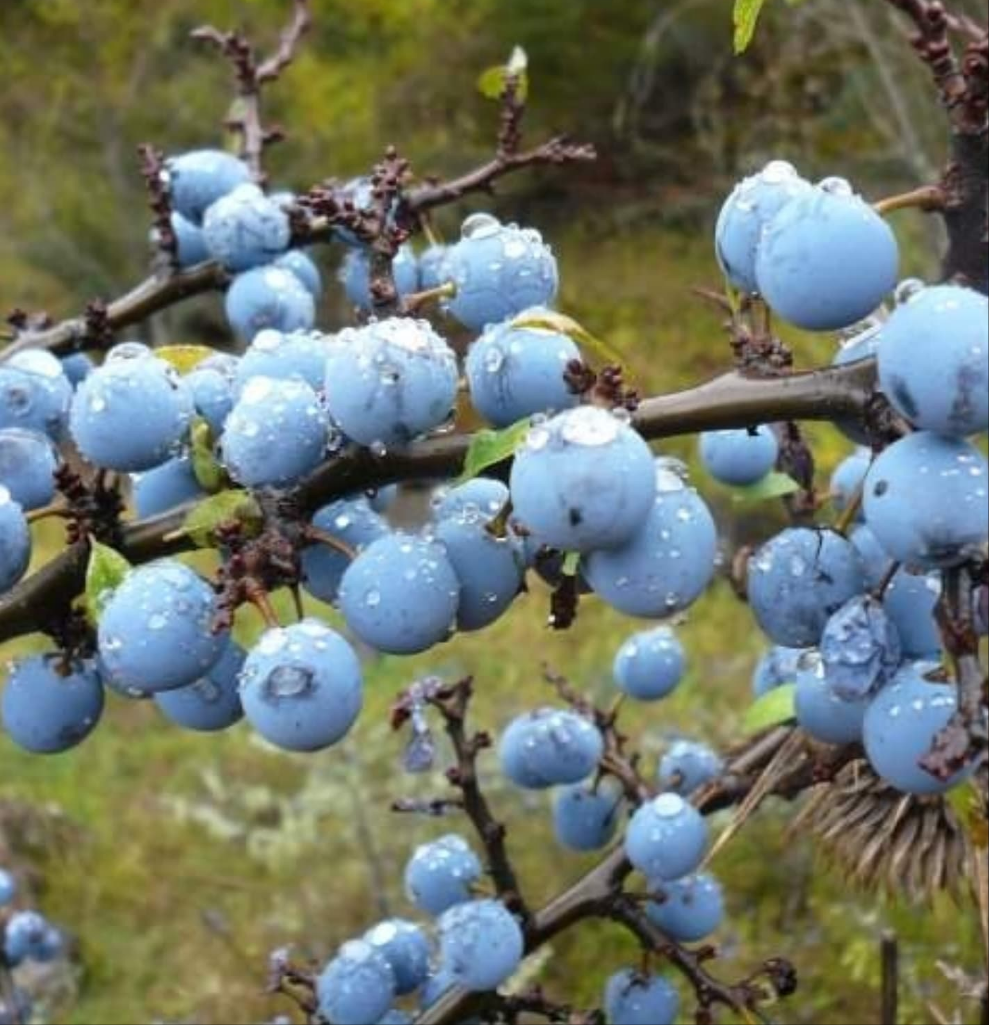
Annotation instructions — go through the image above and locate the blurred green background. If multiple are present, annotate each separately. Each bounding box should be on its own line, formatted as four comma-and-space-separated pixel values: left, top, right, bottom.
0, 1, 985, 1023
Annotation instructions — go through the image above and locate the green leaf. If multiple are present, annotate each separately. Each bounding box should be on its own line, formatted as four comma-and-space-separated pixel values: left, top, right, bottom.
743, 683, 796, 734
509, 309, 629, 372
154, 344, 215, 375
730, 471, 801, 504
458, 419, 530, 483
477, 46, 529, 101
189, 418, 227, 493
84, 538, 132, 626
561, 552, 581, 577
947, 781, 989, 849
733, 0, 769, 53
178, 489, 263, 549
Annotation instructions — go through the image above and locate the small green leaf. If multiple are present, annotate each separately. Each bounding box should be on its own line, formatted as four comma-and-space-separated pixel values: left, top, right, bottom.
733, 0, 769, 54
458, 419, 530, 483
477, 47, 529, 102
509, 309, 630, 372
189, 418, 227, 493
947, 781, 989, 849
179, 489, 263, 549
743, 683, 796, 734
84, 539, 133, 625
155, 344, 216, 375
730, 471, 801, 504
561, 552, 581, 577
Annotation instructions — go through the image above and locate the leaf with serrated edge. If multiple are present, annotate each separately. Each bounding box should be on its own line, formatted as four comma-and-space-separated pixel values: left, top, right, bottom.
181, 490, 263, 549
85, 539, 133, 625
154, 344, 216, 375
743, 683, 796, 734
458, 419, 530, 483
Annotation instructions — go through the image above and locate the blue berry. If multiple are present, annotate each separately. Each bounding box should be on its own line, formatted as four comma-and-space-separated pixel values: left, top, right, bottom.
437, 899, 524, 992
863, 432, 988, 569
510, 406, 655, 553
714, 160, 812, 294
317, 939, 396, 1025
878, 283, 988, 436
154, 641, 246, 732
752, 645, 807, 697
363, 919, 431, 995
830, 448, 870, 516
584, 463, 718, 618
657, 740, 723, 796
498, 707, 604, 789
625, 793, 708, 880
339, 245, 420, 310
377, 1010, 413, 1025
435, 509, 524, 631
325, 318, 458, 448
202, 183, 290, 271
883, 568, 941, 659
756, 177, 899, 331
404, 834, 482, 916
820, 595, 901, 701
169, 211, 210, 267
849, 524, 892, 587
0, 870, 15, 906
368, 484, 399, 514
239, 619, 362, 752
339, 533, 460, 654
98, 559, 226, 694
221, 376, 329, 488
274, 249, 323, 299
699, 425, 779, 486
187, 356, 238, 435
1, 655, 104, 754
794, 651, 869, 744
0, 488, 30, 593
863, 661, 976, 794
443, 214, 558, 332
613, 626, 685, 701
604, 970, 679, 1025
432, 478, 509, 522
747, 527, 865, 647
225, 265, 316, 341
418, 244, 449, 290
465, 312, 580, 427
419, 967, 457, 1009
166, 149, 251, 224
70, 353, 194, 471
0, 349, 73, 439
3, 911, 50, 966
131, 455, 203, 518
61, 352, 95, 386
301, 497, 389, 605
552, 780, 621, 851
235, 328, 330, 393
646, 872, 724, 943
0, 428, 58, 511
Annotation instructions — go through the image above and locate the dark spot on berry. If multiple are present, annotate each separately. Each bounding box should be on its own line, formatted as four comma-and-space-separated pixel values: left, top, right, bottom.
873, 480, 888, 497
568, 507, 583, 527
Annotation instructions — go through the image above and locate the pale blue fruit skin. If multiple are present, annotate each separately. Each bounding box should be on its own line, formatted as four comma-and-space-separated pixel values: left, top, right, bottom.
657, 739, 723, 795
131, 455, 203, 518
235, 329, 329, 393
225, 265, 316, 341
498, 707, 604, 789
338, 534, 460, 654
604, 970, 679, 1025
646, 872, 724, 942
863, 661, 976, 794
0, 869, 16, 906
830, 448, 870, 517
552, 781, 621, 851
363, 919, 431, 996
0, 490, 32, 593
239, 620, 361, 752
171, 211, 210, 267
98, 560, 227, 695
339, 244, 420, 310
1, 656, 104, 754
510, 407, 655, 553
70, 356, 194, 471
435, 511, 524, 631
0, 350, 73, 440
377, 1011, 413, 1025
625, 793, 708, 880
154, 642, 246, 732
714, 161, 812, 294
755, 182, 899, 331
820, 595, 902, 701
432, 478, 509, 522
747, 527, 866, 647
752, 645, 807, 697
301, 497, 389, 605
877, 284, 988, 437
187, 364, 237, 435
437, 899, 524, 992
864, 432, 989, 569
325, 319, 459, 448
465, 314, 580, 427
613, 626, 685, 701
274, 250, 323, 299
883, 568, 942, 659
369, 483, 398, 514
404, 834, 482, 916
0, 428, 58, 510
202, 183, 290, 271
699, 425, 779, 486
221, 376, 329, 488
3, 911, 51, 966
584, 480, 718, 618
61, 352, 95, 386
317, 939, 396, 1025
849, 524, 892, 587
166, 149, 251, 224
794, 652, 869, 744
443, 215, 559, 332
418, 244, 449, 290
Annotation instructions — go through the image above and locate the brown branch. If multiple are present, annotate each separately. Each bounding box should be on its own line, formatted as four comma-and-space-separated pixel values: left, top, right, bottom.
137, 143, 179, 271
873, 183, 948, 214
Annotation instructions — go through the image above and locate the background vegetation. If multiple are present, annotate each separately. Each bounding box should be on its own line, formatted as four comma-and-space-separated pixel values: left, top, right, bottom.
0, 1, 983, 1022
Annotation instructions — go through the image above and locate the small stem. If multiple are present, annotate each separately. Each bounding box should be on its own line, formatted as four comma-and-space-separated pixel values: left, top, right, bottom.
420, 214, 442, 249
402, 281, 456, 316
873, 560, 902, 601
880, 930, 899, 1025
246, 584, 281, 628
834, 479, 866, 537
26, 505, 70, 524
874, 185, 947, 215
304, 525, 356, 560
